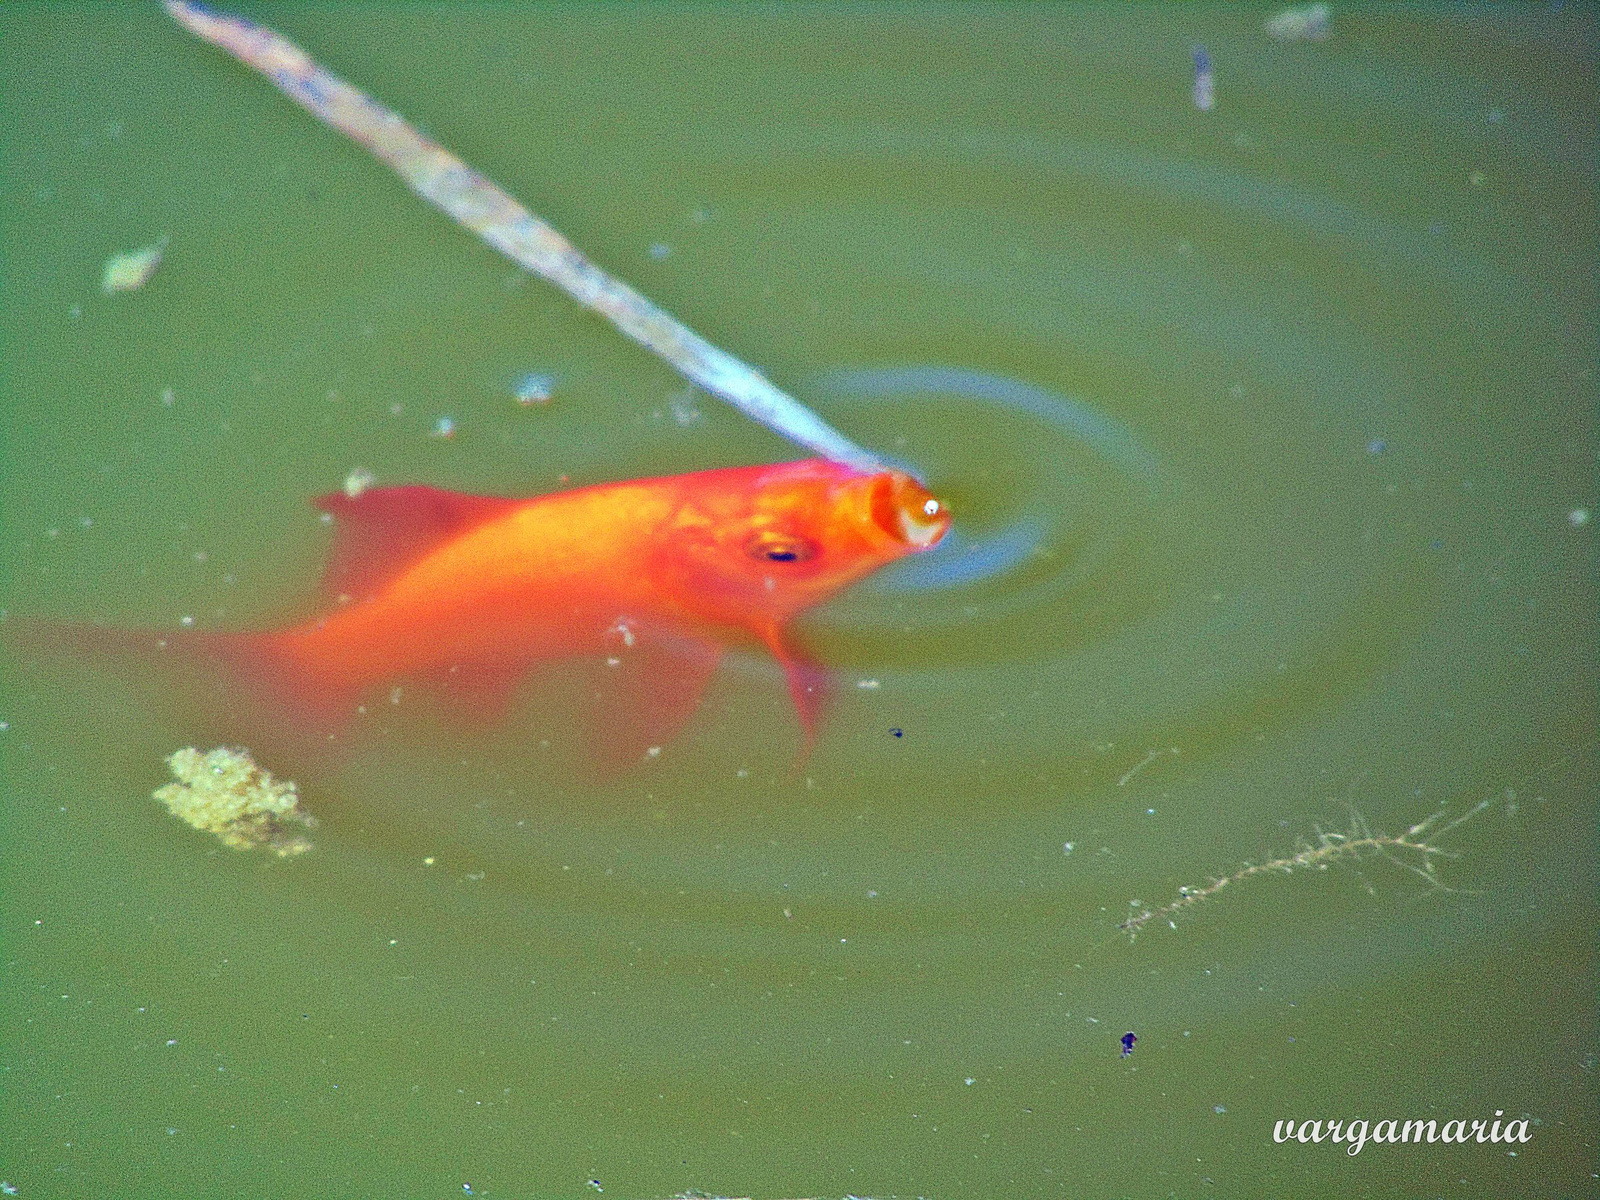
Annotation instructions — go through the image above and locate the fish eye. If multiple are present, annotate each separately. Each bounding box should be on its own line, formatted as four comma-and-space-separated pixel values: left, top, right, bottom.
923, 499, 940, 517
745, 530, 817, 563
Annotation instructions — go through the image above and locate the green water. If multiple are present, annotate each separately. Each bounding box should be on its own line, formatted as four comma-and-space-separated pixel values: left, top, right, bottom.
3, 4, 1596, 1197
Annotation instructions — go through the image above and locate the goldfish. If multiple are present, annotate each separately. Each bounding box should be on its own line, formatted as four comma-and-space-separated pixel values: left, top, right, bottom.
172, 458, 950, 763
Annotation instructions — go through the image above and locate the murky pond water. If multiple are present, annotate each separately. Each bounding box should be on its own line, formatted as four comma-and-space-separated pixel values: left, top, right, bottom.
2, 5, 1595, 1198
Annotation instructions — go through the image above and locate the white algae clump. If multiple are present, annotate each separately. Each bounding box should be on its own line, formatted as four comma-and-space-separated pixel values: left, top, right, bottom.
101, 239, 167, 293
152, 746, 315, 856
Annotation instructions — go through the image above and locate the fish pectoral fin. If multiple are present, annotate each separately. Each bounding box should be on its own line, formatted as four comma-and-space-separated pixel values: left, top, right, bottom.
577, 634, 722, 769
313, 485, 521, 604
758, 624, 828, 755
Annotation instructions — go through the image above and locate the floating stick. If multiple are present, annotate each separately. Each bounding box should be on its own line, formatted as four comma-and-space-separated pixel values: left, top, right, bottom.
164, 0, 885, 473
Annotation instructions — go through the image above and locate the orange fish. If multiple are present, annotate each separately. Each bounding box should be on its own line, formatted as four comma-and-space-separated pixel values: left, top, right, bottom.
199, 458, 950, 763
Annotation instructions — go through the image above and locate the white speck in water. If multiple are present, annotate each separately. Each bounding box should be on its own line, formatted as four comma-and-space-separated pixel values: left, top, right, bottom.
669, 391, 702, 425
648, 242, 670, 260
1063, 842, 1075, 854
1570, 508, 1591, 527
646, 746, 661, 758
430, 416, 457, 439
514, 372, 554, 404
1214, 1105, 1227, 1114
179, 615, 194, 628
965, 1077, 975, 1086
857, 679, 881, 689
161, 387, 175, 407
343, 467, 376, 498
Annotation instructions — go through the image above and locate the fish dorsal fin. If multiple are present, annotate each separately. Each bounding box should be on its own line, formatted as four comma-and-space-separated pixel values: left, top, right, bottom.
313, 485, 520, 603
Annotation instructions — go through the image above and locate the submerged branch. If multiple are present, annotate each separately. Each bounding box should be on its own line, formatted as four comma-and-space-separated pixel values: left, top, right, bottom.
1118, 798, 1492, 938
165, 0, 885, 473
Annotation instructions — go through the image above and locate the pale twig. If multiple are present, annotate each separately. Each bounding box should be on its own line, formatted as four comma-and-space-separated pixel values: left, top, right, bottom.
1118, 797, 1491, 938
1117, 746, 1180, 787
164, 1, 884, 473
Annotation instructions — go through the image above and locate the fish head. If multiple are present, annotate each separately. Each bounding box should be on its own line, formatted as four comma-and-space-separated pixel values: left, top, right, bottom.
653, 460, 952, 628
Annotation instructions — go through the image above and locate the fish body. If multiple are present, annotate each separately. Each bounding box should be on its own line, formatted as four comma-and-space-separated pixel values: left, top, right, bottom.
247, 459, 948, 758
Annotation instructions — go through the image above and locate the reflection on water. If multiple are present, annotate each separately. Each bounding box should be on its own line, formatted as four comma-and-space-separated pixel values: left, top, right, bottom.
1, 5, 1594, 1199
816, 363, 1163, 594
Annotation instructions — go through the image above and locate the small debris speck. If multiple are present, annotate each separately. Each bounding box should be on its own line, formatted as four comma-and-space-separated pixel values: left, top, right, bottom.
890, 727, 904, 738
1569, 508, 1590, 527
1366, 438, 1387, 455
1192, 45, 1214, 111
648, 242, 671, 260
514, 372, 554, 405
102, 238, 167, 293
430, 416, 457, 439
1265, 3, 1331, 41
343, 467, 376, 498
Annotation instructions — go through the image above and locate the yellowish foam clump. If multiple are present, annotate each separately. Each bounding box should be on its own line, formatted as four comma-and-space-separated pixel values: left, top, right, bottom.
153, 746, 315, 856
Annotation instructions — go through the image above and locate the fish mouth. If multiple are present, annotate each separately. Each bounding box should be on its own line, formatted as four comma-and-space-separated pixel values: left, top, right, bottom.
869, 472, 952, 550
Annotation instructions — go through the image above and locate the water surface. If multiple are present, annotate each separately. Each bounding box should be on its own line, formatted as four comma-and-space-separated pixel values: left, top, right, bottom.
2, 5, 1595, 1197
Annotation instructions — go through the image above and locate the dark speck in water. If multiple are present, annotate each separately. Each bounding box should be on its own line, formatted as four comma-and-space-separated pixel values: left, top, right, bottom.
890, 728, 904, 738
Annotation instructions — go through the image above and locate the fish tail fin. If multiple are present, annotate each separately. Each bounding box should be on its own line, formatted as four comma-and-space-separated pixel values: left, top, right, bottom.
7, 618, 360, 752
